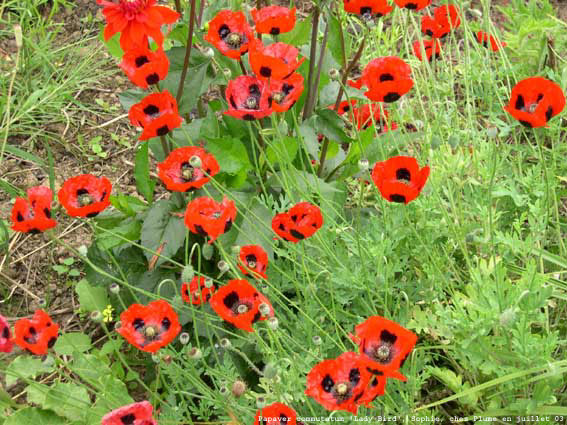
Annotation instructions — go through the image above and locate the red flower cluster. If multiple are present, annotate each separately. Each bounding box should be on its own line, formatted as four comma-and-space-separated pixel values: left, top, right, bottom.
272, 202, 323, 243
157, 146, 220, 192
306, 317, 416, 413
412, 39, 442, 62
209, 279, 274, 332
251, 6, 296, 35
119, 45, 169, 89
254, 402, 298, 425
13, 310, 59, 355
58, 174, 112, 218
371, 156, 430, 204
238, 245, 269, 279
504, 77, 565, 128
101, 401, 157, 425
181, 276, 216, 305
11, 186, 57, 234
117, 300, 181, 353
184, 196, 237, 244
421, 4, 461, 39
394, 0, 431, 11
475, 31, 506, 52
334, 100, 398, 132
343, 0, 393, 18
129, 90, 182, 140
349, 57, 413, 103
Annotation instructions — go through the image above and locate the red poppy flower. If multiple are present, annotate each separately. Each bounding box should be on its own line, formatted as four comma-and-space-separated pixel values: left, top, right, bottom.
371, 156, 430, 204
254, 402, 297, 425
421, 4, 461, 39
268, 73, 304, 113
209, 279, 274, 332
350, 316, 418, 371
11, 186, 57, 234
225, 75, 272, 121
119, 46, 169, 89
305, 352, 372, 414
238, 245, 268, 279
97, 0, 180, 50
184, 196, 237, 244
181, 276, 216, 305
249, 40, 305, 80
0, 315, 13, 353
272, 202, 323, 243
157, 146, 220, 192
251, 6, 296, 35
58, 174, 112, 218
475, 31, 506, 52
117, 300, 180, 353
353, 360, 407, 408
343, 0, 393, 17
333, 100, 358, 115
349, 57, 413, 103
351, 102, 398, 132
412, 39, 442, 62
129, 90, 182, 140
393, 0, 431, 10
101, 401, 157, 425
205, 10, 254, 60
13, 310, 59, 355
503, 77, 566, 128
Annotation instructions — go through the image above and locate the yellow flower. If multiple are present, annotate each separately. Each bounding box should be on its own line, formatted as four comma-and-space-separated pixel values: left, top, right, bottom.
102, 305, 114, 323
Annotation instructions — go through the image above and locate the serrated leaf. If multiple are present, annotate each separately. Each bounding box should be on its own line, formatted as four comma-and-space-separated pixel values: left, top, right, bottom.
69, 353, 111, 382
54, 333, 92, 356
204, 137, 251, 175
44, 383, 90, 421
134, 142, 155, 203
265, 136, 298, 166
5, 408, 66, 425
141, 200, 186, 268
75, 278, 109, 313
5, 356, 55, 387
311, 108, 352, 144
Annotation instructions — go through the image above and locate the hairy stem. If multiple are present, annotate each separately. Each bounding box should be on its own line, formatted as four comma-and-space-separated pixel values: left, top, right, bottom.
176, 0, 198, 104
302, 5, 320, 121
304, 23, 329, 120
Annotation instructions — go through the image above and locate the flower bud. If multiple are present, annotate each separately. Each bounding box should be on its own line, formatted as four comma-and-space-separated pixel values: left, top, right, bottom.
179, 332, 190, 345
259, 303, 271, 317
329, 68, 340, 80
90, 311, 103, 323
218, 260, 229, 273
114, 321, 122, 331
204, 278, 214, 288
358, 159, 369, 171
162, 354, 172, 364
267, 317, 279, 330
203, 22, 209, 32
189, 155, 202, 168
219, 385, 229, 396
263, 362, 278, 379
219, 338, 231, 349
188, 347, 202, 359
499, 308, 516, 327
14, 25, 23, 49
312, 335, 322, 345
37, 298, 46, 307
487, 127, 498, 138
256, 396, 267, 408
231, 380, 247, 397
109, 283, 120, 294
203, 47, 215, 58
77, 244, 88, 256
223, 68, 232, 78
202, 243, 214, 260
151, 354, 160, 363
181, 265, 194, 282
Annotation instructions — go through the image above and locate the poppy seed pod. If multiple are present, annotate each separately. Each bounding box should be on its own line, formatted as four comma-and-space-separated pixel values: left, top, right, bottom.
358, 159, 370, 171
90, 311, 103, 323
204, 47, 215, 58
219, 385, 229, 396
189, 155, 202, 168
109, 283, 120, 294
267, 317, 279, 330
218, 260, 230, 273
329, 68, 340, 80
179, 332, 190, 344
202, 243, 214, 260
256, 396, 267, 408
204, 278, 214, 288
220, 338, 231, 348
181, 265, 195, 282
312, 335, 322, 345
188, 346, 202, 359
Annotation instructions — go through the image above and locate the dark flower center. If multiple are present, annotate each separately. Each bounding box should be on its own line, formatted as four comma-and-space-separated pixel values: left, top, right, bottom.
245, 97, 259, 109
76, 189, 93, 207
396, 168, 411, 182
135, 55, 149, 67
143, 104, 160, 117
180, 162, 195, 181
272, 92, 285, 104
226, 33, 243, 48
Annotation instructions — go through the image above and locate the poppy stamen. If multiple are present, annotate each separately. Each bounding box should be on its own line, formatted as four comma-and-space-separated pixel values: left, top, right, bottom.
181, 163, 194, 181
271, 92, 285, 104
245, 96, 259, 109
375, 344, 391, 361
226, 33, 243, 48
336, 383, 348, 395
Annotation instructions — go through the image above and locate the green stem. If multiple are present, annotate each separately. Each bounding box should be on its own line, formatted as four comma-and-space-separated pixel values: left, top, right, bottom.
303, 22, 329, 120
302, 5, 320, 121
176, 0, 197, 104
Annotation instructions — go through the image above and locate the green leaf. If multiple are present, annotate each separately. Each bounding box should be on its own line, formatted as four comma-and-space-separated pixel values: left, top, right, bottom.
75, 278, 109, 313
141, 200, 186, 268
234, 197, 275, 259
326, 11, 346, 66
5, 356, 55, 387
69, 353, 111, 382
96, 218, 142, 251
3, 144, 46, 167
53, 333, 92, 356
311, 108, 353, 144
98, 24, 123, 58
134, 142, 155, 203
264, 136, 298, 166
118, 89, 145, 112
204, 137, 251, 175
278, 17, 311, 46
5, 408, 66, 425
109, 194, 147, 216
44, 383, 90, 422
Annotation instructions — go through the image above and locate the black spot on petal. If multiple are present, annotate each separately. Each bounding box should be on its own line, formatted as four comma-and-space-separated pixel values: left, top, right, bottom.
260, 67, 272, 78
270, 27, 280, 35
396, 168, 411, 182
47, 337, 57, 348
289, 229, 305, 240
223, 291, 240, 309
156, 125, 169, 136
224, 220, 232, 232
546, 106, 553, 122
133, 318, 145, 331
135, 56, 150, 67
143, 104, 160, 116
321, 374, 334, 392
380, 330, 398, 344
120, 414, 136, 425
162, 317, 171, 330
515, 94, 525, 111
349, 368, 360, 385
17, 212, 24, 222
383, 92, 401, 103
380, 73, 394, 82
390, 194, 406, 203
146, 73, 159, 85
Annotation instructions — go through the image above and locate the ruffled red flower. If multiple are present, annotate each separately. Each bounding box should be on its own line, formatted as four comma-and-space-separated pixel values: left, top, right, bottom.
129, 90, 182, 140
181, 276, 216, 305
97, 0, 180, 50
157, 146, 220, 192
421, 4, 461, 39
204, 10, 254, 60
353, 359, 407, 407
503, 77, 565, 128
117, 300, 180, 353
0, 315, 13, 353
249, 40, 305, 81
305, 352, 372, 414
343, 0, 393, 17
393, 0, 431, 10
371, 156, 430, 204
254, 402, 297, 425
184, 196, 237, 244
272, 202, 323, 243
412, 39, 442, 62
119, 46, 169, 89
11, 186, 57, 234
238, 245, 268, 279
13, 310, 59, 355
101, 401, 157, 425
349, 57, 413, 103
209, 279, 274, 332
350, 316, 417, 371
475, 31, 506, 52
251, 6, 296, 35
268, 73, 304, 113
333, 100, 358, 115
351, 102, 398, 132
58, 174, 112, 218
225, 75, 272, 120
